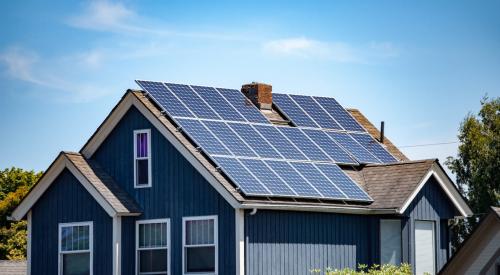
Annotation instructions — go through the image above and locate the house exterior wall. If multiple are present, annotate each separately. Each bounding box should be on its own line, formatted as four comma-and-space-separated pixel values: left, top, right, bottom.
403, 176, 457, 273
245, 210, 380, 274
91, 106, 236, 274
31, 169, 112, 275
245, 176, 458, 275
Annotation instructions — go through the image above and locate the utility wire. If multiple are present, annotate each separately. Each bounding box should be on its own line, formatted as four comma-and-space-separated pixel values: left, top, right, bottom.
398, 141, 458, 148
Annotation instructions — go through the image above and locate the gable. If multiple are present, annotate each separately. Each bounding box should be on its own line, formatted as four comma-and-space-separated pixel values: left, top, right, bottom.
404, 175, 458, 219
90, 105, 236, 219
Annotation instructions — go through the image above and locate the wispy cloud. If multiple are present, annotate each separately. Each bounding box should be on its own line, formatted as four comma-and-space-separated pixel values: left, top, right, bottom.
0, 47, 111, 102
262, 37, 400, 63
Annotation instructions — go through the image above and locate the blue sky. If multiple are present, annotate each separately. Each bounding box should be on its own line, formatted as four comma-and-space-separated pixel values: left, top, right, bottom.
1, 0, 499, 174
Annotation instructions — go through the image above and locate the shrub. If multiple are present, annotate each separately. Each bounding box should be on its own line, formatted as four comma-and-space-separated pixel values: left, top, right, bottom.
311, 263, 412, 275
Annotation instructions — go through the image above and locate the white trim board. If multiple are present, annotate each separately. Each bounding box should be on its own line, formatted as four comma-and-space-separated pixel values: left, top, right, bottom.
398, 164, 472, 217
235, 209, 245, 275
27, 210, 32, 275
112, 216, 122, 275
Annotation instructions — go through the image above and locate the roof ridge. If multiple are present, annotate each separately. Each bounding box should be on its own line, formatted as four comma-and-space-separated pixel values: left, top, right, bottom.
365, 159, 437, 167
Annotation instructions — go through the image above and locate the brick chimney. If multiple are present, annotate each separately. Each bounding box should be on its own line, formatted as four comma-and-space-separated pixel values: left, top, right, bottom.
241, 82, 273, 110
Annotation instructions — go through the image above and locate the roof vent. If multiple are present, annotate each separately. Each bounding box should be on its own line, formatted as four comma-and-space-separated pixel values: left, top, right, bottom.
241, 82, 273, 110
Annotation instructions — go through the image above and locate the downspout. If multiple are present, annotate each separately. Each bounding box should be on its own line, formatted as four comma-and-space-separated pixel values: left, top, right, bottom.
249, 208, 258, 215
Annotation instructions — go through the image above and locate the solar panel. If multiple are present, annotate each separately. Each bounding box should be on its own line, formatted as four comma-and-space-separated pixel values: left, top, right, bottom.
264, 160, 321, 197
216, 88, 270, 124
176, 119, 232, 156
227, 123, 283, 159
302, 129, 358, 165
164, 83, 221, 120
136, 81, 195, 118
315, 163, 372, 201
290, 162, 346, 199
327, 132, 381, 164
239, 159, 296, 196
289, 94, 343, 130
350, 133, 397, 163
213, 157, 270, 195
253, 125, 308, 161
273, 93, 319, 128
202, 121, 257, 157
190, 85, 247, 122
314, 96, 365, 132
277, 127, 331, 162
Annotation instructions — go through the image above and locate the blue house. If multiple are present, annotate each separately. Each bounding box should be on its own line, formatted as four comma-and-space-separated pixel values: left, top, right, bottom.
12, 81, 472, 275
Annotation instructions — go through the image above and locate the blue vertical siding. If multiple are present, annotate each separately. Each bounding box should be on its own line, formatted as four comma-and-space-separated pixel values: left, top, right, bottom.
91, 106, 236, 274
245, 210, 380, 275
403, 176, 457, 273
31, 169, 112, 275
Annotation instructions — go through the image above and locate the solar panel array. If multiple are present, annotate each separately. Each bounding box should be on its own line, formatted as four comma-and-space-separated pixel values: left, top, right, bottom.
136, 80, 398, 202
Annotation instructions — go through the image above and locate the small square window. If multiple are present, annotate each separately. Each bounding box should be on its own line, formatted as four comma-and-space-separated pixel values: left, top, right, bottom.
134, 129, 151, 188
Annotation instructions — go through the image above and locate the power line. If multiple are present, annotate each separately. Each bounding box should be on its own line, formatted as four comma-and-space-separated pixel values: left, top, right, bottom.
398, 141, 458, 148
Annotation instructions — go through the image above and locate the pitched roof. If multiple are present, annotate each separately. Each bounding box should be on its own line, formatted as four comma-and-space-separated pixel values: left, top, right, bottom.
347, 108, 408, 161
12, 151, 141, 220
64, 152, 142, 214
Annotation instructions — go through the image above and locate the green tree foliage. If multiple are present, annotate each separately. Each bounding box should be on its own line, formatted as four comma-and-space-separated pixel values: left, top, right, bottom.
0, 168, 42, 259
311, 263, 413, 275
446, 96, 500, 248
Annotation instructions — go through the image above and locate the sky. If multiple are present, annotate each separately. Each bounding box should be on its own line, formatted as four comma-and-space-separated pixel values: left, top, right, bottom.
1, 1, 499, 176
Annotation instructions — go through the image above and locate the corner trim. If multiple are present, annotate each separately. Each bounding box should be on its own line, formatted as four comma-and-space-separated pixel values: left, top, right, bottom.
235, 209, 245, 275
112, 216, 122, 275
27, 210, 32, 275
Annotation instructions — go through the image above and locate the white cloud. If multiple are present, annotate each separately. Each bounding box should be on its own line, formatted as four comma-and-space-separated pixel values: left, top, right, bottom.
262, 37, 400, 63
68, 1, 138, 33
0, 47, 111, 102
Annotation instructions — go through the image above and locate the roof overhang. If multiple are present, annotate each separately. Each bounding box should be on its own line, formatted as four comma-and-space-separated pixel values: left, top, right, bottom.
398, 162, 473, 217
11, 153, 141, 221
241, 203, 397, 215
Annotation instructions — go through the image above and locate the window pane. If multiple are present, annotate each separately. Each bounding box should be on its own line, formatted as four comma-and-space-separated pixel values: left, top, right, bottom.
136, 132, 149, 158
186, 219, 214, 245
61, 225, 89, 252
136, 159, 149, 186
186, 247, 215, 273
63, 252, 90, 275
139, 249, 167, 274
139, 223, 167, 249
380, 220, 401, 265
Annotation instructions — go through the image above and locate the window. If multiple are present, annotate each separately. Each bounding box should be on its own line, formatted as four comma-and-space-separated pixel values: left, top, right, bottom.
183, 216, 218, 274
59, 222, 93, 275
136, 219, 170, 275
380, 219, 401, 265
134, 129, 151, 188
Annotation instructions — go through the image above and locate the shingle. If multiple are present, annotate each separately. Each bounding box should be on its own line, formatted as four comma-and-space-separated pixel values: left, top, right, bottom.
64, 152, 142, 215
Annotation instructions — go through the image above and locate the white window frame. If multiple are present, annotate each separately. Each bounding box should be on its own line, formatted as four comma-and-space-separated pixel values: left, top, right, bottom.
58, 221, 93, 275
379, 219, 402, 265
182, 215, 218, 275
134, 129, 152, 188
135, 219, 171, 275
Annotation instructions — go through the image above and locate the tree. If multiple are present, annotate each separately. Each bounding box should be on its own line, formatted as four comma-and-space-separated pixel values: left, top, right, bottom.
0, 168, 42, 259
446, 96, 500, 248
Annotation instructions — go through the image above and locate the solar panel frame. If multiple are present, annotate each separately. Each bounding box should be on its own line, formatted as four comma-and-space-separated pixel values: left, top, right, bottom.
302, 129, 358, 165
277, 126, 332, 162
327, 131, 381, 164
202, 120, 258, 158
314, 96, 365, 132
264, 160, 322, 198
164, 83, 222, 120
216, 88, 270, 124
315, 163, 373, 201
212, 157, 271, 195
273, 93, 320, 128
239, 158, 296, 196
227, 122, 283, 159
350, 133, 398, 163
290, 162, 346, 199
190, 85, 248, 122
135, 80, 196, 118
175, 118, 233, 156
289, 94, 343, 130
253, 125, 309, 161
